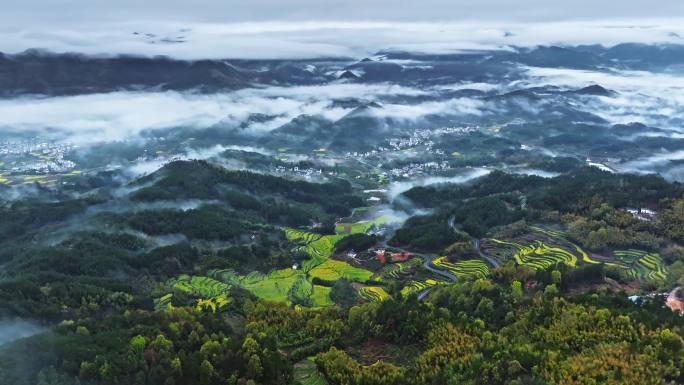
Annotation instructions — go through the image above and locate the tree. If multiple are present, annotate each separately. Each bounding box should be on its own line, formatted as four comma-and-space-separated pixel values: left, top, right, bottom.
199, 360, 215, 385
511, 280, 523, 303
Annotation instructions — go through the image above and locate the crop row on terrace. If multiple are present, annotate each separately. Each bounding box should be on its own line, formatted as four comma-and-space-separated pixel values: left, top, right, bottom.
481, 226, 668, 282
485, 239, 577, 269
285, 228, 344, 271
358, 286, 390, 302
400, 279, 445, 297
614, 249, 667, 281
529, 226, 598, 264
432, 257, 490, 279
380, 258, 421, 280
169, 275, 231, 298
155, 275, 233, 312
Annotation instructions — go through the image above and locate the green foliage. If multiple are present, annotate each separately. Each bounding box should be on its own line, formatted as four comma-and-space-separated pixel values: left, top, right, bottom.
334, 233, 377, 253
390, 215, 468, 252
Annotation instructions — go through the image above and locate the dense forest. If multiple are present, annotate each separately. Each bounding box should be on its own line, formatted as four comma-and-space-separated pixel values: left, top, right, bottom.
2, 266, 683, 385
0, 163, 683, 385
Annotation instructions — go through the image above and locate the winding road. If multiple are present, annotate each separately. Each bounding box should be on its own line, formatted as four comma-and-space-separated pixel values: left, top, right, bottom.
388, 217, 502, 300
417, 254, 458, 300
473, 238, 501, 268
448, 215, 501, 268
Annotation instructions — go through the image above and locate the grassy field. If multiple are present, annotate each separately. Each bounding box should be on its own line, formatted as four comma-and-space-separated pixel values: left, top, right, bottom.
335, 214, 392, 235
240, 269, 304, 303
309, 259, 373, 282
310, 285, 334, 307
433, 257, 491, 279
194, 227, 376, 307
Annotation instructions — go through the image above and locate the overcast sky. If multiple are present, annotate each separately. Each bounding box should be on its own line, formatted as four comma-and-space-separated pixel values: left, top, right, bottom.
2, 1, 684, 58
4, 0, 684, 24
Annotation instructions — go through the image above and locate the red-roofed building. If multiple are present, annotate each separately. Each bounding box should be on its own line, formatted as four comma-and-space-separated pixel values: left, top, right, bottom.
375, 250, 386, 263
390, 252, 412, 262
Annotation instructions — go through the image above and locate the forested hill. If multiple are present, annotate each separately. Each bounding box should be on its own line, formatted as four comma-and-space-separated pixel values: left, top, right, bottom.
0, 164, 683, 384
393, 168, 684, 251
131, 160, 362, 224
402, 168, 683, 210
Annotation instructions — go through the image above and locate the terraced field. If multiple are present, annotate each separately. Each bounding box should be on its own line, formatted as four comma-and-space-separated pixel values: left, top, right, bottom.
285, 228, 344, 270
400, 279, 446, 297
481, 226, 668, 282
169, 275, 231, 297
358, 286, 390, 302
432, 257, 490, 279
380, 258, 421, 280
485, 239, 578, 269
157, 275, 233, 312
529, 226, 599, 264
196, 294, 230, 313
154, 293, 174, 311
614, 249, 667, 281
182, 228, 378, 307
335, 222, 373, 235
309, 259, 373, 282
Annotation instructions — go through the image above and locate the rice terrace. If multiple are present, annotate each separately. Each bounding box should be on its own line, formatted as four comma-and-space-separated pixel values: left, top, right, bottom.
155, 220, 670, 312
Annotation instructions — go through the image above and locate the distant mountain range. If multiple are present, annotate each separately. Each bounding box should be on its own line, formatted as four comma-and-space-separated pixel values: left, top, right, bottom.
1, 43, 683, 96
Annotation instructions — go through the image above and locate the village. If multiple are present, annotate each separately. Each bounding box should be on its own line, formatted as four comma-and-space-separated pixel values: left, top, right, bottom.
0, 138, 76, 175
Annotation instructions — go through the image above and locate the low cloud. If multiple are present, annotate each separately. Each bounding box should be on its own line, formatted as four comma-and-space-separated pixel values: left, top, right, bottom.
387, 167, 491, 200
0, 84, 431, 144
0, 83, 490, 147
0, 319, 45, 345
616, 150, 684, 181
523, 66, 684, 131
1, 19, 684, 59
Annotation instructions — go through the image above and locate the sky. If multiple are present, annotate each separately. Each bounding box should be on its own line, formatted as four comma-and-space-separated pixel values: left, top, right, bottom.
4, 1, 684, 25
2, 1, 684, 58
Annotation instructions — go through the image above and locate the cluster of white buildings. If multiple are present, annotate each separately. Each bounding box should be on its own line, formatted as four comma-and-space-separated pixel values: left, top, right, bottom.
274, 165, 335, 180
0, 139, 76, 174
625, 208, 657, 222
386, 125, 475, 151
388, 161, 451, 178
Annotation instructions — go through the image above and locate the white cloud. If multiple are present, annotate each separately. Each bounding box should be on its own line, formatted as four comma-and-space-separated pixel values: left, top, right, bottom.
617, 150, 684, 173
522, 67, 684, 131
371, 98, 488, 120
387, 168, 491, 200
0, 83, 434, 144
1, 19, 684, 59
